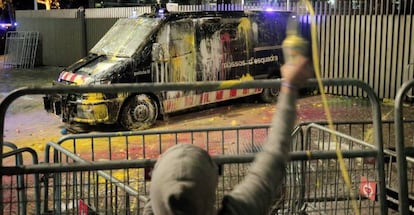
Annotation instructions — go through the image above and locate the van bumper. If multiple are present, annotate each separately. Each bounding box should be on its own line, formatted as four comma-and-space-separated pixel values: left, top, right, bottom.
43, 95, 116, 125
73, 100, 111, 124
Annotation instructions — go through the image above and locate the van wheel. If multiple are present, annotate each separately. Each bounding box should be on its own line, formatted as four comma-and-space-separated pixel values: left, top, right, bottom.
120, 94, 158, 130
260, 86, 280, 103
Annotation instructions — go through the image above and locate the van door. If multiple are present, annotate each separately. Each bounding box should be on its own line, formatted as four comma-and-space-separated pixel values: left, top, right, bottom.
218, 18, 254, 81
198, 17, 254, 81
153, 19, 196, 100
252, 13, 285, 79
152, 19, 196, 84
196, 18, 223, 82
168, 19, 196, 83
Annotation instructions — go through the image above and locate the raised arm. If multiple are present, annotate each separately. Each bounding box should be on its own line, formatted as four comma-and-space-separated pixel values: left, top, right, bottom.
218, 55, 312, 215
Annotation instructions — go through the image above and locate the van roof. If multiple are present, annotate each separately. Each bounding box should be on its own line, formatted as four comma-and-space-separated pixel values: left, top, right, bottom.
141, 10, 293, 20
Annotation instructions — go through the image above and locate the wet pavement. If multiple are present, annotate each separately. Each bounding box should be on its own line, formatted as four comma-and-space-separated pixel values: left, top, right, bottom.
0, 66, 62, 120
0, 65, 61, 94
0, 65, 63, 153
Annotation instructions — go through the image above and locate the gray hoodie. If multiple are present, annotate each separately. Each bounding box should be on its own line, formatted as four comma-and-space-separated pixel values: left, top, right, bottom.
144, 92, 297, 215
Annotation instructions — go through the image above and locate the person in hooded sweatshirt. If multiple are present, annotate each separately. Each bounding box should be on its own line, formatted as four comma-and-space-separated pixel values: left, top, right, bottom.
143, 54, 312, 215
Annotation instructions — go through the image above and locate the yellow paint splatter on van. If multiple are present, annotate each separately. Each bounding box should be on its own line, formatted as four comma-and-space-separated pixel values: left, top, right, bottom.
72, 93, 109, 123
219, 73, 254, 89
184, 34, 195, 47
240, 73, 253, 81
238, 18, 252, 56
184, 34, 196, 82
171, 57, 183, 82
170, 33, 196, 82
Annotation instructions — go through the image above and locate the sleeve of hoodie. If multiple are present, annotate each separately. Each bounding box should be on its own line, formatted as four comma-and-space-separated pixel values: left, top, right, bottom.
218, 92, 297, 215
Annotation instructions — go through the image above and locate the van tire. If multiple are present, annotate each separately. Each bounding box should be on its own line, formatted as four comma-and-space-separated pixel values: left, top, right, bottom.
260, 85, 280, 103
120, 94, 158, 130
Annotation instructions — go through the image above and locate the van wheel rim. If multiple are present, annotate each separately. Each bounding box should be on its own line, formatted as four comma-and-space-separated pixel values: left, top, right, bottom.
269, 88, 279, 96
132, 104, 150, 121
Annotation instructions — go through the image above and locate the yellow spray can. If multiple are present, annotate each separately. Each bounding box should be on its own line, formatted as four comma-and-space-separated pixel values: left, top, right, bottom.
282, 16, 309, 63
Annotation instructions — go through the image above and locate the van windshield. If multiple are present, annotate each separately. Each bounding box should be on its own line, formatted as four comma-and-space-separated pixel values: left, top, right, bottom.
90, 17, 162, 58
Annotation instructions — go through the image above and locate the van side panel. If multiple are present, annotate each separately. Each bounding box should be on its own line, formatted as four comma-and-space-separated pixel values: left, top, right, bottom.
152, 19, 197, 101
197, 17, 255, 81
157, 11, 290, 114
195, 12, 288, 82
251, 12, 288, 78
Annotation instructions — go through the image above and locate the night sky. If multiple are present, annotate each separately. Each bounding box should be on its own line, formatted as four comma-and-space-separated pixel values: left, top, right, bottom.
12, 0, 90, 10
11, 0, 35, 10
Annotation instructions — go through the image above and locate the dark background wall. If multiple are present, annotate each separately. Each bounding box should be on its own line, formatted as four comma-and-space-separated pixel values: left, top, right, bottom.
15, 7, 148, 66
85, 18, 117, 51
16, 16, 85, 66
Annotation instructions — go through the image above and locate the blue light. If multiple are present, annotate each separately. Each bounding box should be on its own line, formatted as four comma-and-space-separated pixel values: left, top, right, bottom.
0, 23, 15, 29
265, 7, 274, 12
158, 8, 165, 14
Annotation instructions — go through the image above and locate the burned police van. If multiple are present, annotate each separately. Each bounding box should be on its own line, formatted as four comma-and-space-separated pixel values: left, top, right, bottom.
44, 9, 303, 131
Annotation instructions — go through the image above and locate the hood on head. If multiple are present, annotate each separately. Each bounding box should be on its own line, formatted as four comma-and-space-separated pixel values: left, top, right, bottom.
150, 144, 219, 215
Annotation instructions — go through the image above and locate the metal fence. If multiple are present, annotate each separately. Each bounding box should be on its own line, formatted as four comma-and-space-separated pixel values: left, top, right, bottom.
393, 79, 414, 214
42, 126, 272, 214
1, 121, 407, 214
2, 78, 414, 214
2, 142, 40, 215
40, 119, 414, 214
3, 31, 39, 69
1, 126, 384, 215
37, 122, 386, 214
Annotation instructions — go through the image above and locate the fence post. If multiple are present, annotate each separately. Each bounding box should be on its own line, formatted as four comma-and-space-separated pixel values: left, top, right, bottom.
77, 7, 87, 57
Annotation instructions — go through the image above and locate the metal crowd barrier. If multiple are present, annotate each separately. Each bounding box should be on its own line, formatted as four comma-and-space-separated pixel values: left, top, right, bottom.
21, 119, 410, 214
0, 79, 390, 214
301, 119, 414, 214
394, 79, 414, 215
39, 121, 392, 214
2, 141, 40, 215
3, 31, 40, 69
43, 126, 273, 214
